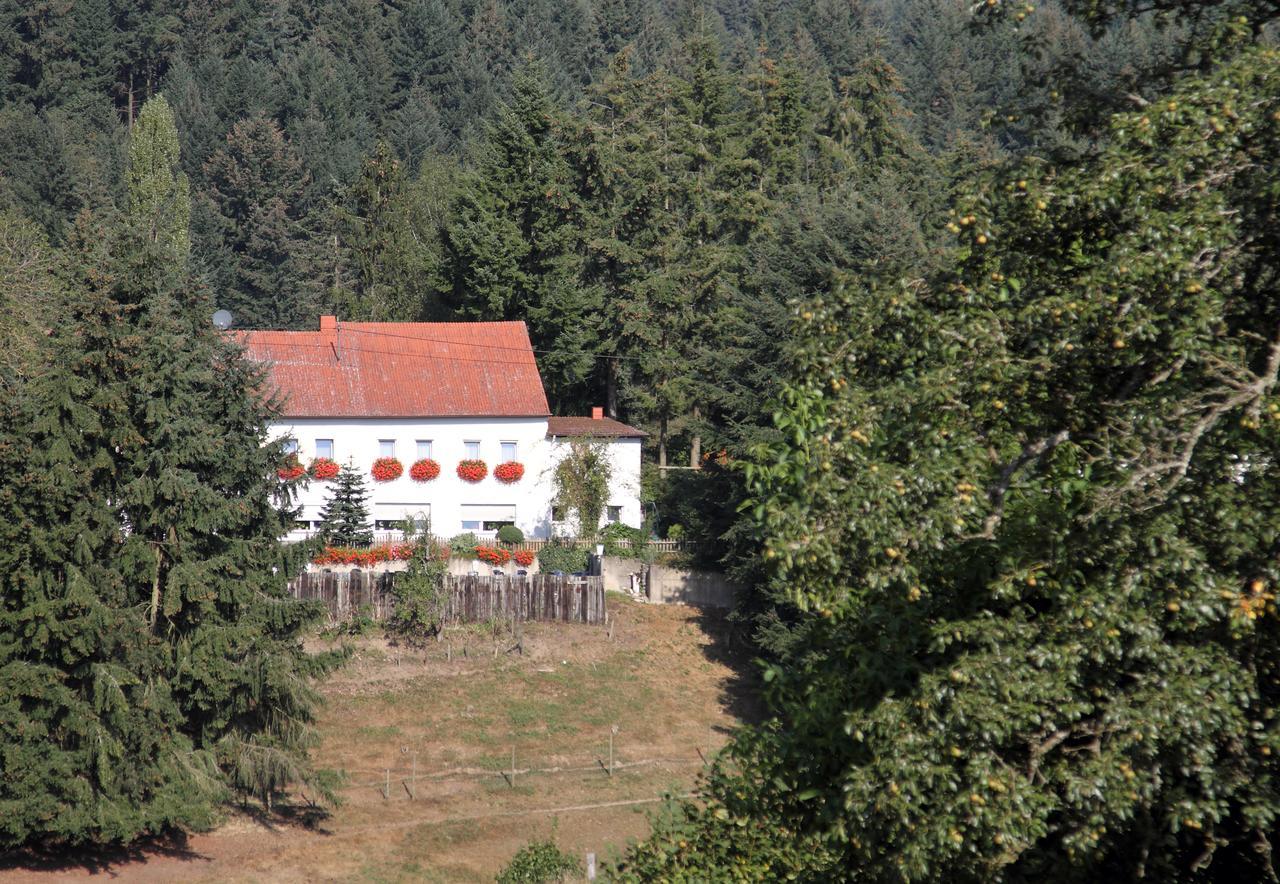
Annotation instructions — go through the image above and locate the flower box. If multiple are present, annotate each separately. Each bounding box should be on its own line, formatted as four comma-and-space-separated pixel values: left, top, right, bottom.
494, 461, 525, 483
475, 545, 512, 565
371, 457, 403, 482
410, 458, 441, 482
309, 457, 339, 480
278, 460, 306, 481
457, 459, 487, 482
513, 549, 535, 567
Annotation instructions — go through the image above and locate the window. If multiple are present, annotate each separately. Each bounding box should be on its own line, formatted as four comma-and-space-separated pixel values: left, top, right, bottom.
416, 439, 433, 459
551, 506, 566, 522
464, 440, 481, 459
315, 438, 334, 459
500, 441, 517, 462
461, 504, 516, 533
379, 439, 396, 458
607, 506, 622, 523
283, 439, 299, 455
374, 504, 429, 533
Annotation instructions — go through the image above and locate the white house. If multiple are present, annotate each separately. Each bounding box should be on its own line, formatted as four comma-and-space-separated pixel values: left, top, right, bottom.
241, 316, 645, 541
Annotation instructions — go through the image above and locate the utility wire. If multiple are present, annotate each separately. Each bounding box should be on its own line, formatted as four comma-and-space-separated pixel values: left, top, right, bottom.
242, 322, 649, 363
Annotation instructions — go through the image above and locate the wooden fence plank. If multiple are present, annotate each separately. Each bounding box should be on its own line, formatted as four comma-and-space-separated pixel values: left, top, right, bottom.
290, 573, 606, 626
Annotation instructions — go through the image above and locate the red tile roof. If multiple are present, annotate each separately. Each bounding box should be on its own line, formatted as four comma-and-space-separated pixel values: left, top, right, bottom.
239, 319, 550, 418
547, 416, 647, 438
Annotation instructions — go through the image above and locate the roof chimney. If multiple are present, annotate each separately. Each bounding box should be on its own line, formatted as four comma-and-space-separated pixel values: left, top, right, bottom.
592, 406, 604, 420
320, 315, 336, 333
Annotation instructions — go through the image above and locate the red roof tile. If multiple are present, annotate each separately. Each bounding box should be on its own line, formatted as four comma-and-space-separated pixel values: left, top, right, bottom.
547, 416, 647, 438
239, 320, 550, 418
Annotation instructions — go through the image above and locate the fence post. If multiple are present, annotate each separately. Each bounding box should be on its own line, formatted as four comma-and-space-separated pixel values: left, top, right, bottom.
510, 746, 516, 789
587, 852, 597, 880
383, 768, 390, 800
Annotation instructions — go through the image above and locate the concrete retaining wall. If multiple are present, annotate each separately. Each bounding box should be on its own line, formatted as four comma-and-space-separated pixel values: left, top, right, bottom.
646, 564, 742, 608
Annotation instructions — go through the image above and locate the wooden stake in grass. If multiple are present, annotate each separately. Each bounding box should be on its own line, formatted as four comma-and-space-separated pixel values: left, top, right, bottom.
510, 746, 516, 788
384, 768, 390, 800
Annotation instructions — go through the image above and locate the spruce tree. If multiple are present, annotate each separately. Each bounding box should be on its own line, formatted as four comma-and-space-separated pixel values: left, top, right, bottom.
318, 462, 374, 547
201, 113, 315, 329
0, 213, 219, 848
105, 204, 342, 810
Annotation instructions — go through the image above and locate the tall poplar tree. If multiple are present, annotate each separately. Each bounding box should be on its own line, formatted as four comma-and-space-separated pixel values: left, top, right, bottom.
126, 93, 190, 261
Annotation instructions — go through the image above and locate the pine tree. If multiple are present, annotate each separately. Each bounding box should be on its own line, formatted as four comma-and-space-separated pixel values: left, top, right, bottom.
317, 461, 373, 547
127, 93, 190, 261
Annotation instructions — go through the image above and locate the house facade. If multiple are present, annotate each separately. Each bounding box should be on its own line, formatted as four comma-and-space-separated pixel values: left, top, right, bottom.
241, 316, 644, 540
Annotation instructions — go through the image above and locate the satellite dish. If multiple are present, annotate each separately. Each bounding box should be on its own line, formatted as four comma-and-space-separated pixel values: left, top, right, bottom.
212, 309, 233, 330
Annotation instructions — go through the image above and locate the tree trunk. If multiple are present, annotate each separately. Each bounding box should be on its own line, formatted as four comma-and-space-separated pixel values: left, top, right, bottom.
690, 406, 702, 469
659, 413, 668, 468
606, 358, 618, 418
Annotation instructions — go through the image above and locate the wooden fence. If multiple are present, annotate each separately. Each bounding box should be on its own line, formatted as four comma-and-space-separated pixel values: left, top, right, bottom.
286, 529, 693, 555
289, 571, 607, 625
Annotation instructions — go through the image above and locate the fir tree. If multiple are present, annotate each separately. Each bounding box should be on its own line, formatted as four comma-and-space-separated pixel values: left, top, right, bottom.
201, 113, 314, 328
317, 461, 373, 546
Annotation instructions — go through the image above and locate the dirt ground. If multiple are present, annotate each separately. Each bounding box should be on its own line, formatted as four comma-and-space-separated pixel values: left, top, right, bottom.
0, 595, 759, 883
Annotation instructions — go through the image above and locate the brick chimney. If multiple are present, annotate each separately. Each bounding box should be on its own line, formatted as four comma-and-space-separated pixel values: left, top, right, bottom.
320, 315, 337, 333
591, 406, 604, 420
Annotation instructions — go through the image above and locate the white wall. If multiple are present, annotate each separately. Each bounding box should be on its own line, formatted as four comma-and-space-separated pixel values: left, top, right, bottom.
546, 435, 644, 535
272, 417, 642, 541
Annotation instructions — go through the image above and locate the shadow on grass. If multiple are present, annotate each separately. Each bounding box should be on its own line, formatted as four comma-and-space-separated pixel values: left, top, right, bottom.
0, 831, 208, 876
0, 798, 333, 876
687, 604, 766, 734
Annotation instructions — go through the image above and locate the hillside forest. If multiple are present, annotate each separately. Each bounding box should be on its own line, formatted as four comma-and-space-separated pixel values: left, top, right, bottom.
4, 0, 1280, 879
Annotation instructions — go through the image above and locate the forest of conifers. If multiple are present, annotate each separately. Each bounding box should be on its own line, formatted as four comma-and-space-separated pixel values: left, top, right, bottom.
5, 0, 1280, 878
2, 0, 1166, 480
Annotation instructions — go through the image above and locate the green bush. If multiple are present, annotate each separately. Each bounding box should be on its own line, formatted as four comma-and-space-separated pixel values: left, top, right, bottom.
496, 524, 525, 545
601, 521, 646, 557
537, 539, 588, 574
495, 838, 581, 883
449, 532, 479, 557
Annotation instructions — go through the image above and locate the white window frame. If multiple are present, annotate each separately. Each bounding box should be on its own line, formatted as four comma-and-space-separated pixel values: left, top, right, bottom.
315, 438, 334, 459
500, 441, 517, 462
416, 439, 433, 459
464, 440, 481, 459
379, 439, 396, 458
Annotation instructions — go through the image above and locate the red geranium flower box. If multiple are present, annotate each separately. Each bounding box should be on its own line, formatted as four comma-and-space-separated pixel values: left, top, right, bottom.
457, 459, 487, 482
371, 457, 403, 482
311, 542, 417, 567
278, 460, 306, 480
410, 458, 441, 482
513, 549, 535, 567
310, 457, 339, 480
494, 461, 525, 483
475, 545, 512, 565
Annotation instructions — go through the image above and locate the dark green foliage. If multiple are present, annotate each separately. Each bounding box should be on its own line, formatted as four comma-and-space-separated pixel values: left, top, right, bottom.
389, 518, 448, 639
496, 524, 524, 545
200, 114, 314, 329
317, 462, 373, 547
536, 540, 588, 575
449, 532, 480, 556
601, 521, 646, 557
496, 835, 582, 883
618, 1, 1280, 878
